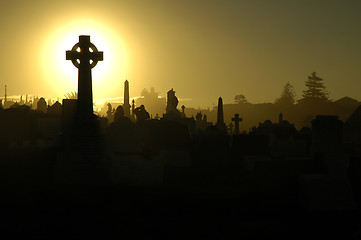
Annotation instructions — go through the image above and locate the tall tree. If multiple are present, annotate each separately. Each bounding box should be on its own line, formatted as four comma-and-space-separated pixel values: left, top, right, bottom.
302, 72, 329, 100
275, 82, 296, 105
234, 94, 247, 104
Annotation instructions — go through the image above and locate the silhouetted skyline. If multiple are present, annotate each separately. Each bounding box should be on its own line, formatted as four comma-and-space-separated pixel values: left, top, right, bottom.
1, 0, 361, 108
1, 20, 361, 237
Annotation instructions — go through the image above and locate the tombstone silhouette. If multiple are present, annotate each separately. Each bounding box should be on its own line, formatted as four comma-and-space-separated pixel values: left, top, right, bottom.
122, 80, 130, 117
215, 97, 227, 133
66, 35, 103, 117
231, 113, 242, 134
65, 35, 104, 152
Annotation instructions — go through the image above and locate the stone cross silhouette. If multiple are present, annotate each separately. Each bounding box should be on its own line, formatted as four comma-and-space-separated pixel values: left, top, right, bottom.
66, 35, 103, 116
181, 105, 185, 114
231, 113, 243, 134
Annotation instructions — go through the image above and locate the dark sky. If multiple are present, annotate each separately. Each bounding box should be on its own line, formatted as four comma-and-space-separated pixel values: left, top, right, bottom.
1, 0, 361, 107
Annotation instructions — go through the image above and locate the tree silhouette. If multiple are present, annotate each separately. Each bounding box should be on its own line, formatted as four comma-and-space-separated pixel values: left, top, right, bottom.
234, 94, 247, 104
275, 82, 296, 106
302, 72, 329, 100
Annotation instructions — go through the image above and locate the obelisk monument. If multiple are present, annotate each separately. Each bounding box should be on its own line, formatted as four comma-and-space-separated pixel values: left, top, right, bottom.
124, 80, 131, 117
216, 97, 227, 133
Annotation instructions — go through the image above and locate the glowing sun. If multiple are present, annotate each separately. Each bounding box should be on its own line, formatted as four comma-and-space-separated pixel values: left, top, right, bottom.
41, 19, 128, 99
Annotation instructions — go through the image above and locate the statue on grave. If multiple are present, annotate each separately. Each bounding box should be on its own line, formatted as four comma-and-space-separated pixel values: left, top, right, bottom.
164, 88, 182, 120
166, 88, 179, 114
133, 105, 150, 122
106, 103, 114, 122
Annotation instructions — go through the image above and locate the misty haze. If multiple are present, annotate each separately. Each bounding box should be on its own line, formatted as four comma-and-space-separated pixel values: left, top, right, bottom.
1, 0, 361, 238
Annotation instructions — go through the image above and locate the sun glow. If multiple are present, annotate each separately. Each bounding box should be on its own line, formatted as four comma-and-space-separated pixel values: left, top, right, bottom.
41, 19, 128, 99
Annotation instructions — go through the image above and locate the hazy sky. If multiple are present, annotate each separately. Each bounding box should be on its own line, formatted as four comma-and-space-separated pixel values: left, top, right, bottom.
1, 0, 361, 107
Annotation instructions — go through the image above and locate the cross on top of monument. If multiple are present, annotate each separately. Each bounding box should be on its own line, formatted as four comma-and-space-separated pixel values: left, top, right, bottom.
66, 35, 103, 116
232, 113, 243, 134
232, 113, 242, 122
66, 35, 103, 69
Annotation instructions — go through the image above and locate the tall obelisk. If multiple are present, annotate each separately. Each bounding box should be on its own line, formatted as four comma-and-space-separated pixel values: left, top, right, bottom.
124, 79, 131, 117
216, 97, 227, 133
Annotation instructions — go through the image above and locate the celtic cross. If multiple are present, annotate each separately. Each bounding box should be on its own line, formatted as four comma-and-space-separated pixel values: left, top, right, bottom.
66, 35, 103, 116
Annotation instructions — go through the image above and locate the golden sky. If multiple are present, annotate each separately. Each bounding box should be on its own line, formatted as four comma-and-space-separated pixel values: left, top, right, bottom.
1, 0, 361, 108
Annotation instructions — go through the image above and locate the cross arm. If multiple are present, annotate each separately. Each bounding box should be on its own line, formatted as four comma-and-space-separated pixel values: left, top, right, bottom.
66, 50, 81, 60
91, 51, 103, 61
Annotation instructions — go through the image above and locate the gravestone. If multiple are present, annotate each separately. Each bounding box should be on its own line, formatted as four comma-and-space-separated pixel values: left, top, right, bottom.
133, 105, 150, 122
215, 97, 227, 133
55, 36, 107, 185
165, 88, 179, 114
231, 113, 242, 134
181, 105, 186, 118
37, 97, 47, 113
123, 80, 131, 117
274, 121, 297, 139
105, 106, 142, 154
66, 35, 103, 117
164, 88, 182, 120
65, 35, 104, 151
47, 101, 62, 116
299, 115, 357, 210
106, 103, 114, 123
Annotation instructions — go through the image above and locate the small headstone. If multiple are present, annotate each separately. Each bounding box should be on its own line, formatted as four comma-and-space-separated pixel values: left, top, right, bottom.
37, 97, 47, 113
